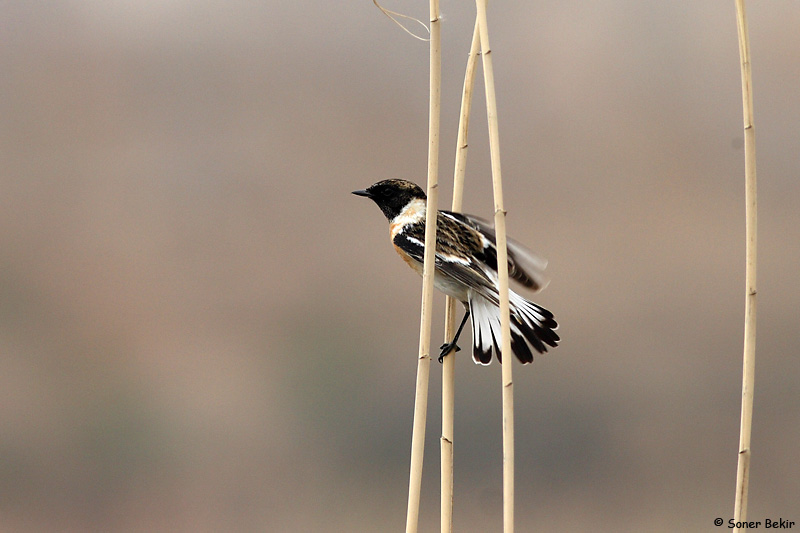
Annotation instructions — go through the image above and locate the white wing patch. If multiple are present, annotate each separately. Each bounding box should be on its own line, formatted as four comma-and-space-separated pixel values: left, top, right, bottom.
438, 253, 471, 265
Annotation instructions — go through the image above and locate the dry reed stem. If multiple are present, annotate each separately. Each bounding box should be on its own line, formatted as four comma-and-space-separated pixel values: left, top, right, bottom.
474, 1, 515, 530
440, 18, 481, 533
372, 0, 431, 42
405, 0, 440, 531
733, 0, 758, 528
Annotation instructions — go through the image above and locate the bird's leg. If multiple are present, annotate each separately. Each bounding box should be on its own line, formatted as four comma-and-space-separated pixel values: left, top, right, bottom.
439, 310, 471, 363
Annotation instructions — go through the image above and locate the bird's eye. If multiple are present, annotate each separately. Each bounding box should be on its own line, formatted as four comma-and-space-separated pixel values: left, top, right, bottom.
381, 189, 392, 197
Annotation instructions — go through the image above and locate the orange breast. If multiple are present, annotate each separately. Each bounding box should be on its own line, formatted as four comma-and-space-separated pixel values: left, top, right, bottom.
393, 243, 424, 276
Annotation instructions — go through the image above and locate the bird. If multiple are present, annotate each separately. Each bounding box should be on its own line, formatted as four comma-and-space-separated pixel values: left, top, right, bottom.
353, 178, 559, 365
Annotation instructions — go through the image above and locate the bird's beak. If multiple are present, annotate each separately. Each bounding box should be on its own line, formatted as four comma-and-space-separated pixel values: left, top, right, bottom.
352, 189, 371, 198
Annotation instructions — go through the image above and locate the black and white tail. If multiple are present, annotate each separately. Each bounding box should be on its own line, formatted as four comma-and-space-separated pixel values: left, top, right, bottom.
469, 290, 559, 365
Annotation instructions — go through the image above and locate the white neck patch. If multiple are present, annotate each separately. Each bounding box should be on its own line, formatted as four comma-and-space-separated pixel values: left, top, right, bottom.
390, 198, 427, 237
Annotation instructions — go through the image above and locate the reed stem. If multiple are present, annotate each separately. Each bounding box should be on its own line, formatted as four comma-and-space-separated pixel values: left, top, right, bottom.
474, 1, 515, 530
732, 0, 758, 529
405, 1, 441, 531
440, 17, 481, 533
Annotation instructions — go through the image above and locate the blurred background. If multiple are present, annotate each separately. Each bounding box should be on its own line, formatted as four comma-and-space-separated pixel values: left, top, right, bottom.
2, 1, 798, 531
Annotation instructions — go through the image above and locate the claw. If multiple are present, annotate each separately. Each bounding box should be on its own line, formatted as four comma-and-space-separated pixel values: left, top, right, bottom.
438, 342, 461, 363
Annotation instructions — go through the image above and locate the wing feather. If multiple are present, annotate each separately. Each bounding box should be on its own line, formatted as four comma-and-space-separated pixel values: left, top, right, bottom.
441, 211, 550, 292
392, 218, 501, 305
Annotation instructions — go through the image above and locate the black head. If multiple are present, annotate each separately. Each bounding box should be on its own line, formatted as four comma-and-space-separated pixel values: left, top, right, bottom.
352, 179, 426, 220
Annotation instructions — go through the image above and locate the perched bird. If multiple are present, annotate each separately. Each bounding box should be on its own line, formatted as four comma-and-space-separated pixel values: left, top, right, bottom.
353, 178, 559, 365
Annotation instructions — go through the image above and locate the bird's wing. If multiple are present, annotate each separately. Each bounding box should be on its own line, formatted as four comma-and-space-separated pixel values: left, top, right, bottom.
442, 211, 550, 292
392, 216, 501, 305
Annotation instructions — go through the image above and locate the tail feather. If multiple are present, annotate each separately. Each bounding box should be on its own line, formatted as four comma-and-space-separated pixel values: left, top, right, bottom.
510, 328, 534, 364
468, 290, 560, 365
470, 297, 496, 365
510, 291, 560, 350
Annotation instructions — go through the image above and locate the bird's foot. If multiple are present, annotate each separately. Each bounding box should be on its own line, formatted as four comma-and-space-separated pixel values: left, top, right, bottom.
438, 341, 461, 363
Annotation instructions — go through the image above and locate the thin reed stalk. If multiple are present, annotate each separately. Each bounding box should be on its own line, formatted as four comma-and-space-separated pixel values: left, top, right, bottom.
405, 0, 441, 531
733, 0, 758, 529
474, 1, 515, 530
441, 17, 481, 533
